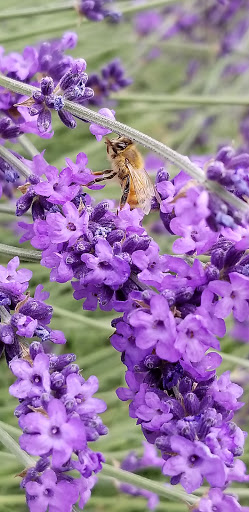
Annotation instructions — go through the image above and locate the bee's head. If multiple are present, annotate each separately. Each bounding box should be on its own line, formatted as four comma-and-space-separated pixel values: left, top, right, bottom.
105, 136, 133, 157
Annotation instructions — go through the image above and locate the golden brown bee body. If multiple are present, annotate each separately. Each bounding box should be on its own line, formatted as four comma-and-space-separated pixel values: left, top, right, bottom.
89, 136, 157, 214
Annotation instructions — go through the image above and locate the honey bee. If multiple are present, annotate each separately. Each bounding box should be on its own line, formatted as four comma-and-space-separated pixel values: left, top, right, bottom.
88, 136, 158, 214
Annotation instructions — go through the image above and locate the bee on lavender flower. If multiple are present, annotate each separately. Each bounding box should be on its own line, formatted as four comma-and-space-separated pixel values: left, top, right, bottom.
89, 136, 158, 214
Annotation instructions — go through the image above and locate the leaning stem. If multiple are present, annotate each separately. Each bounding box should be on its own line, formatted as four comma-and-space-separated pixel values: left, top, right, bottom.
18, 134, 40, 158
0, 1, 75, 19
100, 463, 199, 506
0, 244, 41, 262
113, 92, 249, 107
0, 75, 248, 214
0, 422, 33, 468
0, 0, 180, 20
0, 145, 30, 179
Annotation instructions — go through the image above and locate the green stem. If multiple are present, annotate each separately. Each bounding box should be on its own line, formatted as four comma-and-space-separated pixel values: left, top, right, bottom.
114, 92, 249, 107
0, 75, 247, 215
121, 0, 181, 15
214, 350, 249, 369
0, 244, 41, 262
0, 145, 30, 179
101, 463, 199, 506
0, 0, 178, 20
18, 134, 40, 158
0, 1, 75, 19
0, 423, 33, 468
52, 305, 112, 331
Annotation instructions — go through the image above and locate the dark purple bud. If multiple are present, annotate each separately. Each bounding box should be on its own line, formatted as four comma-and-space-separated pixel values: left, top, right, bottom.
206, 161, 225, 181
37, 108, 52, 133
50, 371, 65, 389
170, 475, 182, 486
49, 353, 76, 371
35, 457, 50, 472
3, 166, 19, 182
78, 87, 94, 102
16, 188, 35, 216
197, 409, 217, 439
156, 167, 169, 184
175, 286, 194, 304
41, 393, 50, 409
184, 392, 200, 415
216, 146, 235, 164
144, 354, 161, 369
20, 299, 52, 323
5, 337, 21, 363
57, 110, 77, 129
0, 325, 14, 345
204, 263, 220, 282
45, 95, 55, 109
162, 289, 176, 307
176, 419, 196, 441
62, 363, 80, 377
71, 59, 87, 74
29, 174, 40, 185
29, 341, 44, 360
29, 104, 44, 116
32, 90, 45, 103
122, 234, 140, 254
32, 199, 46, 221
75, 239, 93, 253
53, 96, 65, 111
90, 201, 109, 222
155, 436, 171, 451
14, 401, 30, 417
1, 124, 22, 139
40, 76, 54, 96
59, 71, 77, 91
107, 229, 124, 245
228, 153, 249, 170
224, 246, 244, 267
211, 248, 225, 269
164, 398, 184, 419
179, 376, 192, 395
136, 236, 152, 252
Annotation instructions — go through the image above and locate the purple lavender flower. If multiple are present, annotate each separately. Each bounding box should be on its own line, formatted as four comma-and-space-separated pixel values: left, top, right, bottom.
79, 0, 121, 22
46, 202, 89, 246
163, 435, 226, 493
129, 294, 179, 362
86, 59, 131, 106
19, 398, 86, 466
25, 468, 79, 512
9, 353, 50, 399
208, 272, 249, 321
193, 488, 243, 512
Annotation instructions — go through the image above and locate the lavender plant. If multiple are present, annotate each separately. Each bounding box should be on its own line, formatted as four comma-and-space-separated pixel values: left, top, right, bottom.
1, 1, 249, 512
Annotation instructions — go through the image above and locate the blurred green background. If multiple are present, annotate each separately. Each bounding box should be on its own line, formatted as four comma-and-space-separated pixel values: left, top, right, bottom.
1, 1, 249, 511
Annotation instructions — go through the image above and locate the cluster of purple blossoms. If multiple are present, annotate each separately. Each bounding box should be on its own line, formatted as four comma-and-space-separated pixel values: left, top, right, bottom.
0, 33, 80, 139
7, 137, 248, 507
155, 146, 249, 253
86, 58, 132, 106
18, 60, 94, 133
0, 257, 66, 362
0, 257, 107, 511
78, 0, 122, 22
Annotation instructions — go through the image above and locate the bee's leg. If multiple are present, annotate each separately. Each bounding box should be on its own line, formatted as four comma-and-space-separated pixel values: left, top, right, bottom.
87, 172, 117, 186
92, 169, 113, 176
119, 175, 130, 210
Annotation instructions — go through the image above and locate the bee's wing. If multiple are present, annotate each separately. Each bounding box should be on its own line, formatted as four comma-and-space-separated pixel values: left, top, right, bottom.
125, 160, 155, 215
